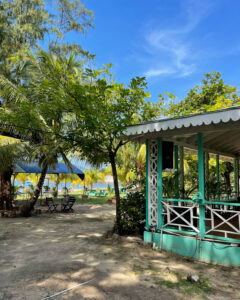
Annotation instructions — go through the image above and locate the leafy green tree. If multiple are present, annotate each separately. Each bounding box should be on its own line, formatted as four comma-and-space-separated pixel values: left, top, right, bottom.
12, 50, 160, 229
0, 49, 160, 228
0, 0, 93, 82
62, 67, 160, 232
0, 54, 73, 216
161, 72, 240, 117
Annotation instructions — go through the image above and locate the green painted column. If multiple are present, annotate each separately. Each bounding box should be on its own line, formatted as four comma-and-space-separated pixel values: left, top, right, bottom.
157, 137, 163, 229
234, 158, 238, 200
198, 133, 205, 239
174, 145, 179, 199
145, 139, 149, 229
216, 154, 220, 201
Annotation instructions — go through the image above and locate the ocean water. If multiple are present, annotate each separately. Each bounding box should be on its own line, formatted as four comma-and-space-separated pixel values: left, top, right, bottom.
13, 180, 113, 193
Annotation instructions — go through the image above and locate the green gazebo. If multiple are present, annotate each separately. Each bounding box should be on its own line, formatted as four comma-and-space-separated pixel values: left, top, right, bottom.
125, 106, 240, 266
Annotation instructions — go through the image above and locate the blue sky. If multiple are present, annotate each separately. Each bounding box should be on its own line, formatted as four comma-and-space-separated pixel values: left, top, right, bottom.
67, 0, 240, 103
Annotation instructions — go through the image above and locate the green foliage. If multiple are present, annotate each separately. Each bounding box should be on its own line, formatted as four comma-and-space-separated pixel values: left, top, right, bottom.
162, 172, 178, 198
117, 142, 146, 187
116, 187, 146, 235
158, 72, 240, 200
0, 0, 93, 82
62, 66, 161, 166
161, 72, 240, 117
184, 154, 199, 198
85, 168, 99, 190
0, 137, 26, 173
0, 49, 160, 224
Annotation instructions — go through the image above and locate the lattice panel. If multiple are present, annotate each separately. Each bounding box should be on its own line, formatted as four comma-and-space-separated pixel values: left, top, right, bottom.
148, 139, 158, 226
162, 201, 199, 233
205, 205, 240, 239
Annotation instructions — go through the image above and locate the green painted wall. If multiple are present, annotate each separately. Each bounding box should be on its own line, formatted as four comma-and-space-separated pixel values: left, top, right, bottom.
144, 231, 240, 266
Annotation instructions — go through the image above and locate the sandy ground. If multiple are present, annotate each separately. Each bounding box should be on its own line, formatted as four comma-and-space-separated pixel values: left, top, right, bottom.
0, 204, 240, 300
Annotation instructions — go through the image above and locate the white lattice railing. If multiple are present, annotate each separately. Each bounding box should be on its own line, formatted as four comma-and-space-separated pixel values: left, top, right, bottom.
161, 200, 199, 234
148, 139, 158, 227
205, 204, 240, 239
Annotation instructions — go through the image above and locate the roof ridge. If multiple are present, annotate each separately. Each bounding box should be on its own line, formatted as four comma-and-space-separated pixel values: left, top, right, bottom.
128, 105, 240, 128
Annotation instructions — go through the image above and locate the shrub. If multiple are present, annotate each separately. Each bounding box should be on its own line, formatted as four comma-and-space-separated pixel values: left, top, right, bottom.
117, 189, 146, 235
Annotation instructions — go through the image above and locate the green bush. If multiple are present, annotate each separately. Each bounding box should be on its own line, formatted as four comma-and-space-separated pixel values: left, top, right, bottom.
117, 189, 146, 235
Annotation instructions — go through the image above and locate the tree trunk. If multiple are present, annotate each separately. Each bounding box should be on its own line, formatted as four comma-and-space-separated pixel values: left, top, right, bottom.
109, 152, 121, 233
54, 174, 60, 197
20, 164, 48, 217
83, 179, 86, 194
0, 170, 13, 211
0, 175, 2, 211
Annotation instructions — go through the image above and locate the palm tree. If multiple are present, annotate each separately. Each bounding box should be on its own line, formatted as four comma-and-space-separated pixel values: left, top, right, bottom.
85, 168, 99, 191
97, 171, 106, 184
116, 142, 146, 189
20, 142, 72, 216
16, 173, 28, 188
71, 175, 84, 192
0, 51, 78, 216
48, 174, 60, 197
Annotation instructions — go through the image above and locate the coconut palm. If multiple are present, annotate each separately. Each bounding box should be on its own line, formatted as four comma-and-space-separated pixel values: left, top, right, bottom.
85, 168, 99, 190
20, 141, 72, 216
97, 171, 106, 184
0, 51, 77, 215
16, 173, 28, 188
116, 142, 146, 189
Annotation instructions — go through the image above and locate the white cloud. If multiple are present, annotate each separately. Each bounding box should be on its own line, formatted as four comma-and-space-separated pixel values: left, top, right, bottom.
144, 67, 176, 78
143, 0, 213, 78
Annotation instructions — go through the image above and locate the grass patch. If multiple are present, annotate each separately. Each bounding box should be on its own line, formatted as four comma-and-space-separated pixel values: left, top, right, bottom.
154, 270, 212, 297
16, 191, 119, 205
75, 195, 110, 205
132, 264, 146, 275
132, 264, 212, 297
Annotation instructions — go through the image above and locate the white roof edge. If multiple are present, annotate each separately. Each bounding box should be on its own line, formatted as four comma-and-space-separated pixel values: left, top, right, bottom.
125, 107, 240, 137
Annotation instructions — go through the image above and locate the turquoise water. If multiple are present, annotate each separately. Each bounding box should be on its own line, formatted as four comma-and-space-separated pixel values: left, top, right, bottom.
13, 180, 113, 192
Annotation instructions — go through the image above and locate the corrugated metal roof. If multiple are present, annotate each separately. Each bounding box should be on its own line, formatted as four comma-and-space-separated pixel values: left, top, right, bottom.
14, 162, 85, 180
126, 106, 240, 137
125, 106, 240, 157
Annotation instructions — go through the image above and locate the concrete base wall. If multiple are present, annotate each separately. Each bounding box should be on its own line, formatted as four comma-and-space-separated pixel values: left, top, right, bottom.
144, 231, 240, 266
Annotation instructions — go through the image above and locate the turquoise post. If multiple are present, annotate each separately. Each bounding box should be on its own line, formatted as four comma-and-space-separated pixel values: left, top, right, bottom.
234, 158, 237, 201
198, 133, 205, 239
216, 155, 220, 201
174, 145, 179, 199
145, 139, 149, 229
157, 138, 163, 229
